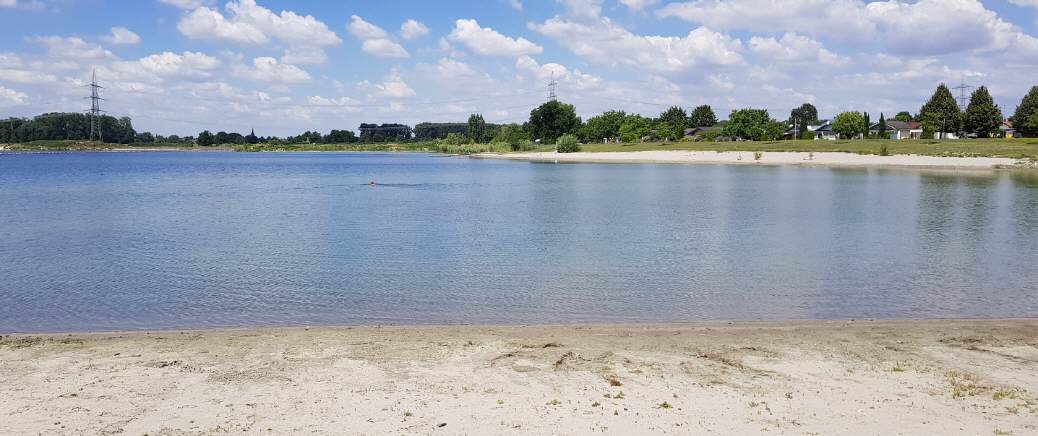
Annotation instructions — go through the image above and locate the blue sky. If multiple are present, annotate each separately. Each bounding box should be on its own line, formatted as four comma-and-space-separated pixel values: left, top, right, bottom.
2, 0, 1038, 136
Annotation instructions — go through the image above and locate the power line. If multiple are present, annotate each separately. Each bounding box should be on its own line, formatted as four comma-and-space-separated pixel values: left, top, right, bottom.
547, 72, 558, 102
952, 76, 974, 110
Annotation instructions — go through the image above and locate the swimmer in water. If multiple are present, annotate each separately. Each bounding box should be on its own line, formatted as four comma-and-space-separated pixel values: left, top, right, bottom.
369, 181, 376, 186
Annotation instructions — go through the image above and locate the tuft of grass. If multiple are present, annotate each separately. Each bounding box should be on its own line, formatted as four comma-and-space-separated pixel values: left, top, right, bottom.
591, 401, 601, 407
890, 362, 907, 372
496, 399, 505, 405
404, 412, 413, 417
993, 429, 1013, 435
657, 402, 673, 409
753, 151, 764, 161
546, 399, 561, 406
993, 388, 1019, 401
948, 371, 989, 399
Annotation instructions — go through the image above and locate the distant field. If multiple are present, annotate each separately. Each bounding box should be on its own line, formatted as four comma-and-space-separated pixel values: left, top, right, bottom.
531, 138, 1038, 160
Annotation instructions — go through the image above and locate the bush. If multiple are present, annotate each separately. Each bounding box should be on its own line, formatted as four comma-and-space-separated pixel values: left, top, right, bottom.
442, 132, 471, 146
879, 143, 890, 156
800, 130, 815, 140
556, 134, 580, 153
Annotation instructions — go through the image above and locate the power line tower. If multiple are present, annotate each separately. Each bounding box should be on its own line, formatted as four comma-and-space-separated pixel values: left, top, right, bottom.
951, 77, 974, 111
86, 68, 105, 142
547, 72, 558, 102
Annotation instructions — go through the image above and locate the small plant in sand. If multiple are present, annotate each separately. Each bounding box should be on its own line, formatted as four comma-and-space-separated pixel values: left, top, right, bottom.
546, 399, 562, 406
890, 362, 906, 372
556, 134, 580, 153
753, 151, 764, 161
879, 143, 890, 156
496, 399, 505, 405
591, 401, 601, 407
993, 429, 1013, 435
657, 402, 673, 409
992, 388, 1019, 401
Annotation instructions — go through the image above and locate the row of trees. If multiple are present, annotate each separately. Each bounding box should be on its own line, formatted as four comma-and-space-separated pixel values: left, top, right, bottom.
0, 113, 141, 144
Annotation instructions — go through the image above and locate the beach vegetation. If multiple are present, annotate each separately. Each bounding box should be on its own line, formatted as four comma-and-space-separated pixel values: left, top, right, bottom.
619, 115, 652, 143
833, 112, 867, 139
578, 110, 626, 142
721, 109, 785, 141
964, 87, 1003, 138
528, 100, 581, 144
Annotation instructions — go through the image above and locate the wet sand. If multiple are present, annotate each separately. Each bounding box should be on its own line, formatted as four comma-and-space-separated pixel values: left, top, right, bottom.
2, 319, 1036, 435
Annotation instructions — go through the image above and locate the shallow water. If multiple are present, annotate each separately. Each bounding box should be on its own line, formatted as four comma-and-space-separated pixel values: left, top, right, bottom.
1, 152, 1036, 332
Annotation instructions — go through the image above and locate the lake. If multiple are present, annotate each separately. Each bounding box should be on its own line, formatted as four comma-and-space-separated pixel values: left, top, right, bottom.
1, 152, 1036, 333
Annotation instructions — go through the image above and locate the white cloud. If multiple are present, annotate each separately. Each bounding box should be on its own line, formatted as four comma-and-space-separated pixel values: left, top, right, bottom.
281, 46, 327, 65
558, 0, 604, 20
1008, 0, 1038, 7
865, 0, 1038, 57
348, 15, 387, 39
749, 33, 848, 65
0, 85, 28, 106
178, 6, 268, 44
157, 0, 208, 9
515, 55, 602, 90
530, 17, 743, 72
177, 0, 339, 46
400, 19, 429, 39
448, 19, 543, 57
509, 0, 523, 11
235, 57, 311, 84
102, 27, 142, 45
657, 0, 874, 40
361, 72, 416, 98
31, 36, 115, 61
0, 0, 45, 10
0, 68, 57, 84
618, 0, 659, 11
224, 0, 340, 46
361, 39, 410, 58
121, 51, 220, 80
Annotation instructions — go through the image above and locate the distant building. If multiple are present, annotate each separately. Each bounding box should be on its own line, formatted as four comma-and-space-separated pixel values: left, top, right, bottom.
870, 121, 923, 140
682, 126, 722, 139
808, 120, 837, 140
1000, 120, 1016, 138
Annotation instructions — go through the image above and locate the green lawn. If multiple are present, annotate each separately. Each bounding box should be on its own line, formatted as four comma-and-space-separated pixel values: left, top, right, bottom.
533, 138, 1038, 160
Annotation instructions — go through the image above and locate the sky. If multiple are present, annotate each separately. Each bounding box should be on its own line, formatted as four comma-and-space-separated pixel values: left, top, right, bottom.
1, 0, 1038, 136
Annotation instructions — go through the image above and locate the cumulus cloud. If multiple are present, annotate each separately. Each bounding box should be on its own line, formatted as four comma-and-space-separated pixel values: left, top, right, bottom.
281, 46, 327, 65
400, 19, 429, 39
0, 85, 28, 106
508, 0, 523, 11
157, 0, 208, 9
178, 0, 339, 46
618, 0, 659, 11
102, 27, 142, 45
348, 15, 388, 39
30, 36, 115, 61
360, 72, 416, 98
235, 56, 311, 84
0, 0, 45, 10
118, 51, 220, 81
0, 68, 57, 84
530, 17, 743, 72
748, 33, 848, 65
515, 55, 602, 90
657, 0, 874, 39
448, 19, 543, 57
361, 39, 410, 58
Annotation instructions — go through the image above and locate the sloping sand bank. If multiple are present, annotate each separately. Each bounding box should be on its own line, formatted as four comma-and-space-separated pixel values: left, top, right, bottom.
2, 320, 1036, 435
480, 150, 1024, 169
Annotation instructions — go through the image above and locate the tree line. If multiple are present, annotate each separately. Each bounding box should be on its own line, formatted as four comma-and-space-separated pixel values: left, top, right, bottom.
4, 83, 1036, 148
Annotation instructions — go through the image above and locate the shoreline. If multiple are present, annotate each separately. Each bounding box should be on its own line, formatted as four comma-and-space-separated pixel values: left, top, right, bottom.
479, 150, 1027, 170
4, 318, 1036, 434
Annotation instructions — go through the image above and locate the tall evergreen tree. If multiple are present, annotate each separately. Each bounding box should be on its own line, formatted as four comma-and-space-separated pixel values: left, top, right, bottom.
862, 112, 871, 138
1011, 85, 1038, 137
963, 86, 1003, 138
877, 113, 888, 139
918, 84, 961, 138
467, 113, 488, 143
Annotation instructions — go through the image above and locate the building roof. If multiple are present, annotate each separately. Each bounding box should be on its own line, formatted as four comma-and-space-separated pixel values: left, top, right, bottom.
871, 121, 921, 130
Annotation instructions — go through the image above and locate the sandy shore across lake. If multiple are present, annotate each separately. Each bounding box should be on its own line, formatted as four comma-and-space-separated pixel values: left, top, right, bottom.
2, 319, 1036, 435
479, 150, 1025, 170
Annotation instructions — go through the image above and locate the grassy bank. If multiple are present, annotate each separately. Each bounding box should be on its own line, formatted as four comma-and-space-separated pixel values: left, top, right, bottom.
531, 138, 1038, 160
2, 140, 200, 151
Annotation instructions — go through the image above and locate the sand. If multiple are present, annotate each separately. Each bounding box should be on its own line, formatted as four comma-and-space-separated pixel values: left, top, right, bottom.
479, 150, 1025, 170
2, 319, 1036, 435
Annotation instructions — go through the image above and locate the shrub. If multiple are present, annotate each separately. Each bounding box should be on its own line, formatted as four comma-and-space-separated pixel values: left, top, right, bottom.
879, 143, 890, 156
556, 134, 580, 153
442, 132, 470, 146
800, 130, 815, 140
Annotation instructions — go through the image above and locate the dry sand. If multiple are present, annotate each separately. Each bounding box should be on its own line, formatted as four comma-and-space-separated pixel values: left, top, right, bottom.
2, 319, 1037, 435
480, 150, 1024, 170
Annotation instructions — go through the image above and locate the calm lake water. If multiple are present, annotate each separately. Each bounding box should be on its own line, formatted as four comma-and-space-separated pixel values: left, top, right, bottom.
1, 152, 1037, 332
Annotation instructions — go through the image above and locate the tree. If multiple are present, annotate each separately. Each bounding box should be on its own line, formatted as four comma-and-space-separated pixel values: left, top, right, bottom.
689, 105, 717, 127
324, 129, 357, 143
1011, 85, 1038, 137
721, 109, 785, 141
918, 84, 961, 138
135, 132, 155, 143
619, 115, 652, 143
833, 111, 867, 139
862, 112, 871, 138
197, 130, 214, 146
964, 86, 1003, 138
528, 100, 580, 143
894, 112, 914, 122
494, 123, 531, 150
789, 103, 819, 134
655, 106, 688, 140
579, 110, 625, 142
877, 113, 888, 139
246, 129, 259, 144
467, 113, 488, 143
556, 134, 580, 153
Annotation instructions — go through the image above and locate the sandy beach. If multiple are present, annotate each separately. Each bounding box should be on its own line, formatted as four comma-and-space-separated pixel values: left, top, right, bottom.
480, 150, 1026, 170
2, 319, 1036, 435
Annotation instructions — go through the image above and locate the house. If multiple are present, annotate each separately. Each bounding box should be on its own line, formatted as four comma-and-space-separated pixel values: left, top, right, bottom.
1000, 120, 1016, 138
683, 126, 722, 140
808, 120, 837, 140
870, 121, 923, 140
